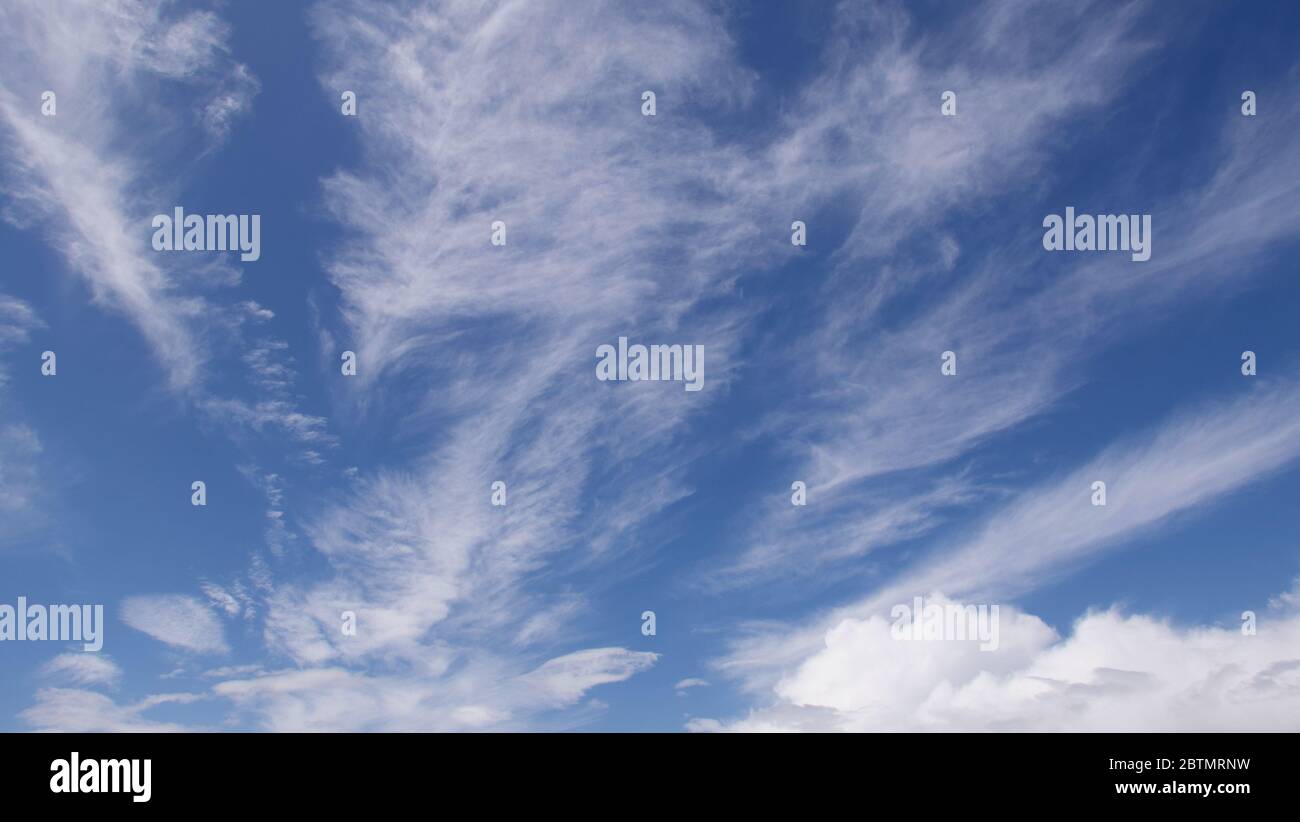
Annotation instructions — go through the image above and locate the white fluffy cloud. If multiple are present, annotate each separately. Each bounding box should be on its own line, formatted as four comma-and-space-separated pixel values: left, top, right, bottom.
715, 382, 1300, 699
694, 592, 1300, 732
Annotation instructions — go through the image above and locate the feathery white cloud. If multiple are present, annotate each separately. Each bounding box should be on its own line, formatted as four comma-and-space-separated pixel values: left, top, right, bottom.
40, 653, 123, 688
21, 688, 202, 732
715, 381, 1300, 698
224, 0, 770, 728
121, 594, 229, 654
0, 0, 257, 388
212, 647, 656, 731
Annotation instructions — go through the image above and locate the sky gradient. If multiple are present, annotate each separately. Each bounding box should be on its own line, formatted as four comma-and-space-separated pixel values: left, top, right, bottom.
2, 0, 1300, 732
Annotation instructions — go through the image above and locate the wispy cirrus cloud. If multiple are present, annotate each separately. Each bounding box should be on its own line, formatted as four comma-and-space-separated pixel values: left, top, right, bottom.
706, 2, 1300, 592
40, 653, 123, 688
0, 1, 329, 456
0, 0, 257, 388
0, 293, 46, 548
21, 688, 203, 732
695, 0, 1166, 589
0, 293, 41, 351
8, 0, 1298, 736
712, 379, 1300, 702
211, 647, 656, 732
211, 0, 782, 728
121, 594, 229, 655
0, 3, 333, 723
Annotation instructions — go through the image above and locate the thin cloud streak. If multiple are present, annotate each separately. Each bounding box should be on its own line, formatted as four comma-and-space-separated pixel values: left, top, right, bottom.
715, 379, 1300, 695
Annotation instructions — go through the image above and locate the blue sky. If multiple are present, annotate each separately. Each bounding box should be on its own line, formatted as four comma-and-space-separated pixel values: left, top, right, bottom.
2, 0, 1300, 732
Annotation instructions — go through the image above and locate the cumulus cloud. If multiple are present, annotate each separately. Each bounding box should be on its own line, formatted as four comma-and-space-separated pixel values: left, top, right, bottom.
9, 0, 1298, 736
717, 380, 1300, 696
694, 592, 1300, 732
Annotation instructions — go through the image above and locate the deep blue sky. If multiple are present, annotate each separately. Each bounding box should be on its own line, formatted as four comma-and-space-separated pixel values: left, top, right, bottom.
2, 0, 1300, 732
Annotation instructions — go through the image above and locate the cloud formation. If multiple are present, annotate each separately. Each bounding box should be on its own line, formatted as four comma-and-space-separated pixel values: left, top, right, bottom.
3, 0, 1298, 735
694, 592, 1300, 732
40, 653, 123, 688
121, 594, 229, 655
